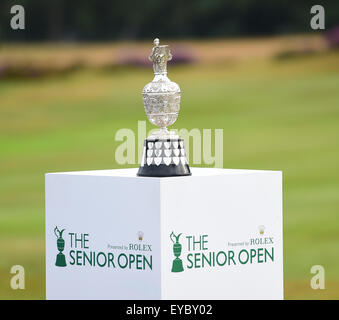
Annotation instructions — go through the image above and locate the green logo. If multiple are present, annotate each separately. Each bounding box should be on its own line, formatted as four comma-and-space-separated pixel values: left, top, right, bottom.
170, 231, 184, 272
54, 226, 67, 267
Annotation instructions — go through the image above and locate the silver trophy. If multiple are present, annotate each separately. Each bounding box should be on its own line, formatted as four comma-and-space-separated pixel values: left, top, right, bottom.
137, 38, 191, 177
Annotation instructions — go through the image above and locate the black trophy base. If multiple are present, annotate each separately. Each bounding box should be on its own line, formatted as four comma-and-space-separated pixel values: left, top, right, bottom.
55, 253, 67, 267
138, 163, 191, 177
137, 138, 191, 177
171, 258, 184, 272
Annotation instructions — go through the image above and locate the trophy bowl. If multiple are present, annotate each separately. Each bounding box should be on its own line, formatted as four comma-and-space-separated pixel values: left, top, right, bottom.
142, 79, 181, 129
57, 237, 65, 252
173, 242, 182, 258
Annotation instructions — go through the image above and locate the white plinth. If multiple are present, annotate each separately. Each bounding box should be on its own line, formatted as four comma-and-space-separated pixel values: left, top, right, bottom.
45, 168, 283, 300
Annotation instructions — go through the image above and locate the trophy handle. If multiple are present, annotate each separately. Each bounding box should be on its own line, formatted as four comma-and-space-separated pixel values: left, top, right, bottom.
170, 231, 176, 243
54, 226, 65, 238
54, 226, 59, 238
170, 231, 182, 243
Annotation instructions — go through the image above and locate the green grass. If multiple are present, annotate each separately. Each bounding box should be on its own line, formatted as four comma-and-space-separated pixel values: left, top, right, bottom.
0, 48, 339, 299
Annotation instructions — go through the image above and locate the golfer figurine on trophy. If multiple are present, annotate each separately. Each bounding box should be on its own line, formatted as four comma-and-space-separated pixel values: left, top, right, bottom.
137, 38, 191, 177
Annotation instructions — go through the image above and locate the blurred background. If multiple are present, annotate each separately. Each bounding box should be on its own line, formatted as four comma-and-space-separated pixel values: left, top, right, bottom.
1, 0, 339, 299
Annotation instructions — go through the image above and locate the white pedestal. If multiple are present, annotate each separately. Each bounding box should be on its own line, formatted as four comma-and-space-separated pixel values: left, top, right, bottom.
45, 168, 283, 300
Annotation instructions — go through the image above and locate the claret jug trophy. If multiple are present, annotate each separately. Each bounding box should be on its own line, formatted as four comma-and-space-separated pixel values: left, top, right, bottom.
137, 38, 191, 177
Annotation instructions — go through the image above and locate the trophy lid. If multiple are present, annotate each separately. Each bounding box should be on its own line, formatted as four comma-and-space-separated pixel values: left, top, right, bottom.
149, 38, 172, 75
142, 38, 180, 93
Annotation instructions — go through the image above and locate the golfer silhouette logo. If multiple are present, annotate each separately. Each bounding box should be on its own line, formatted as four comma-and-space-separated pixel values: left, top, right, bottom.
54, 226, 67, 267
170, 231, 184, 272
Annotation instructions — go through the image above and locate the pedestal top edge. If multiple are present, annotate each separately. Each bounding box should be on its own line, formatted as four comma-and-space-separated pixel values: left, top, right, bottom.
45, 167, 282, 178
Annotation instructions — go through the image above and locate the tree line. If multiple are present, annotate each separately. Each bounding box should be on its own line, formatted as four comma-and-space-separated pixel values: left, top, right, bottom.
0, 0, 337, 41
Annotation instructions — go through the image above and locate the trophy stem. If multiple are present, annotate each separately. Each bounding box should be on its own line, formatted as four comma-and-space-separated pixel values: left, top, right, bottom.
160, 127, 168, 134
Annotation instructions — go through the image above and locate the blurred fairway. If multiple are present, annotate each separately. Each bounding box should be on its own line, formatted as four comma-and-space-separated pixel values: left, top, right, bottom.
0, 37, 339, 299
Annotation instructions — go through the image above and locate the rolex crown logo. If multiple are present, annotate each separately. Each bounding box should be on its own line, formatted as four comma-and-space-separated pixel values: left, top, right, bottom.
138, 231, 144, 241
259, 225, 265, 236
